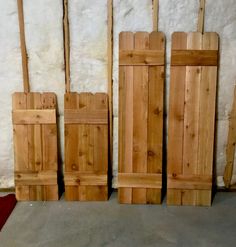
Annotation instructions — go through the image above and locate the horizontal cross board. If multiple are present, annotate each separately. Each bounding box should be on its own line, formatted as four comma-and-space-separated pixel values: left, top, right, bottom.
64, 109, 108, 124
171, 50, 218, 66
120, 49, 165, 65
15, 171, 57, 186
118, 173, 162, 189
12, 109, 56, 124
64, 172, 107, 186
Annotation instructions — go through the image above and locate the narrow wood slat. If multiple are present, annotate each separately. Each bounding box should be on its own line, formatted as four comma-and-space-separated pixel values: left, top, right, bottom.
152, 0, 159, 32
17, 0, 30, 93
12, 109, 56, 124
64, 93, 79, 200
118, 32, 134, 203
182, 32, 202, 204
107, 0, 113, 170
13, 93, 29, 200
132, 32, 149, 204
15, 171, 57, 186
224, 86, 236, 188
120, 50, 164, 66
147, 31, 165, 204
64, 172, 107, 186
197, 0, 205, 33
196, 32, 218, 204
171, 50, 218, 66
64, 109, 108, 124
63, 0, 70, 93
118, 173, 162, 189
168, 174, 212, 190
167, 32, 187, 205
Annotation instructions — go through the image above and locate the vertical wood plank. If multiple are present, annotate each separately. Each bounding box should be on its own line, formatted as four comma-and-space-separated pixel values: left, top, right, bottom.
27, 93, 43, 200
12, 93, 29, 200
146, 32, 164, 204
118, 32, 134, 203
196, 32, 218, 205
41, 93, 58, 200
93, 93, 108, 200
107, 0, 113, 170
224, 86, 236, 188
167, 32, 187, 205
65, 92, 79, 200
132, 32, 149, 204
181, 32, 202, 205
77, 93, 90, 200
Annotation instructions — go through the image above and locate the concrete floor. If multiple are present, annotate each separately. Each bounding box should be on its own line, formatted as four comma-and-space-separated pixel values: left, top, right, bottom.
0, 192, 236, 247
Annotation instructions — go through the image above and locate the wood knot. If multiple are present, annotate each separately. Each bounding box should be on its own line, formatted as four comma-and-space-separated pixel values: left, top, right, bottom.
172, 173, 177, 178
154, 107, 161, 115
71, 164, 78, 170
76, 179, 80, 185
148, 150, 155, 157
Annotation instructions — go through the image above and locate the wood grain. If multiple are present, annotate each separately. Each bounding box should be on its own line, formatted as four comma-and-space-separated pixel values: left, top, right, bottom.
167, 32, 219, 206
118, 32, 164, 204
13, 93, 58, 201
223, 86, 236, 188
64, 93, 108, 201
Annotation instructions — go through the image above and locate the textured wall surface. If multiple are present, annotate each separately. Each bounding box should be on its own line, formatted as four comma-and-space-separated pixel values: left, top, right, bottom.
0, 0, 236, 188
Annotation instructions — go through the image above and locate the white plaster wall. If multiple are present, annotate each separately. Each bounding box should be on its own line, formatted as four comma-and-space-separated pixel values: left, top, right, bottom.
0, 0, 236, 189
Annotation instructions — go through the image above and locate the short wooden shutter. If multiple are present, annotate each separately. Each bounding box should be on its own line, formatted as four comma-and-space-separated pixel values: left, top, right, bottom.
167, 32, 219, 206
118, 31, 165, 204
12, 92, 58, 201
64, 93, 108, 201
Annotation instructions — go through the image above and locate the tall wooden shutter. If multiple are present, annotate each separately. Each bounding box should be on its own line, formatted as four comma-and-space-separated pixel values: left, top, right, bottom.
167, 32, 219, 206
118, 31, 165, 204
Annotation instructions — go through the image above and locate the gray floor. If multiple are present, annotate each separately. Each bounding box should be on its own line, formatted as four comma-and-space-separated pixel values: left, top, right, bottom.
0, 192, 236, 247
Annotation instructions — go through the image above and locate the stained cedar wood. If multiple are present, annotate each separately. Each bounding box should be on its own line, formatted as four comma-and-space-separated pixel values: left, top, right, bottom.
65, 93, 108, 201
171, 50, 218, 66
17, 0, 30, 93
181, 32, 202, 205
13, 93, 58, 201
167, 32, 187, 205
107, 0, 113, 172
197, 0, 205, 33
65, 93, 79, 200
147, 31, 164, 204
13, 93, 30, 200
196, 33, 218, 205
223, 86, 236, 187
12, 109, 56, 124
167, 32, 218, 206
77, 93, 90, 200
132, 32, 149, 204
42, 93, 58, 200
118, 173, 162, 189
93, 93, 108, 200
118, 32, 133, 203
119, 50, 164, 66
27, 93, 42, 200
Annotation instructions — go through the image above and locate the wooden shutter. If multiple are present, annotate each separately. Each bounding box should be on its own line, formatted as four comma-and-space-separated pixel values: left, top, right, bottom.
118, 31, 165, 204
12, 92, 58, 201
64, 93, 108, 201
167, 32, 219, 206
